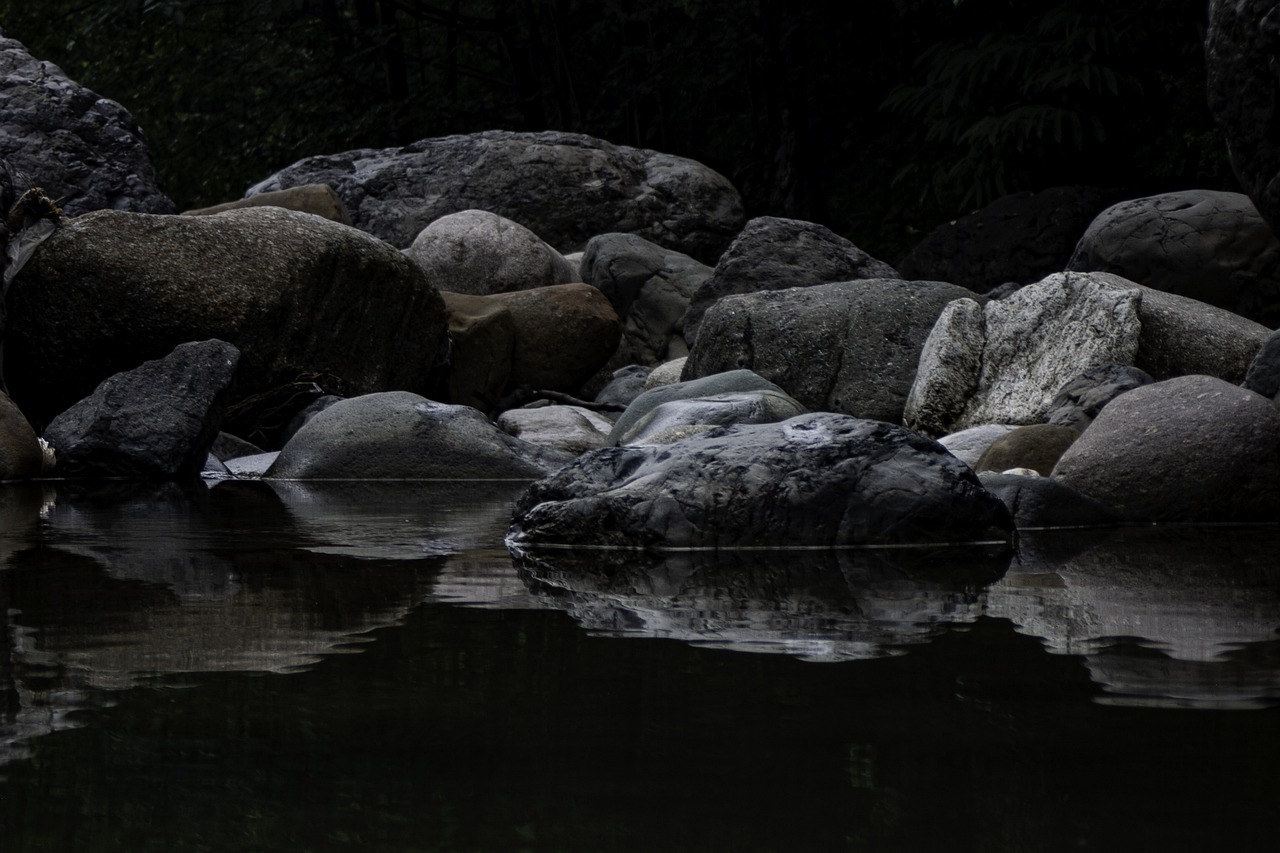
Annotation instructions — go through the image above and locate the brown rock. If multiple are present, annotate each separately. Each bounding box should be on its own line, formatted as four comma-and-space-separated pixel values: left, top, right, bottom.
488, 284, 621, 393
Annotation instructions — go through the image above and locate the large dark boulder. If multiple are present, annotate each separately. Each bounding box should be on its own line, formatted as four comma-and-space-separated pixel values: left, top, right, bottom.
246, 130, 745, 262
686, 279, 976, 423
5, 207, 448, 430
43, 339, 239, 480
684, 216, 899, 343
1044, 364, 1154, 432
0, 31, 174, 216
508, 412, 1014, 550
1207, 0, 1280, 234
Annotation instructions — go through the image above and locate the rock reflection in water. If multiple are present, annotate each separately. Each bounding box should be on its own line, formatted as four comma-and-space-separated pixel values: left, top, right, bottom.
986, 527, 1280, 709
515, 546, 1010, 661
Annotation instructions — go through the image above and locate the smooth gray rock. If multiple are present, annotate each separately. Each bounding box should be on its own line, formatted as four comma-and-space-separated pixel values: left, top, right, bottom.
497, 406, 614, 456
406, 209, 577, 296
1067, 190, 1280, 325
606, 369, 785, 446
974, 424, 1080, 476
1133, 282, 1271, 382
247, 130, 745, 262
1045, 364, 1154, 431
686, 279, 976, 424
210, 431, 264, 462
223, 452, 279, 479
904, 272, 1143, 436
592, 365, 651, 411
1051, 375, 1280, 522
684, 216, 900, 343
44, 340, 239, 480
508, 412, 1014, 550
1242, 329, 1280, 400
644, 358, 687, 389
0, 32, 174, 217
618, 390, 807, 445
266, 391, 571, 480
937, 424, 1020, 469
5, 207, 448, 429
580, 232, 710, 364
978, 471, 1121, 528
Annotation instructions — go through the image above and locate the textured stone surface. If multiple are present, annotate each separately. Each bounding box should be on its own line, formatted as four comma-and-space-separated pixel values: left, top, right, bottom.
486, 284, 621, 394
44, 340, 239, 480
687, 279, 975, 424
182, 184, 352, 224
974, 424, 1080, 476
607, 369, 785, 446
406, 209, 577, 296
592, 365, 651, 410
497, 406, 614, 456
1044, 364, 1153, 431
684, 216, 899, 343
266, 391, 571, 480
1132, 282, 1271, 382
1051, 375, 1280, 522
6, 207, 448, 428
645, 358, 687, 389
937, 424, 1020, 469
616, 390, 807, 446
247, 130, 745, 261
508, 412, 1013, 549
1242, 328, 1280, 400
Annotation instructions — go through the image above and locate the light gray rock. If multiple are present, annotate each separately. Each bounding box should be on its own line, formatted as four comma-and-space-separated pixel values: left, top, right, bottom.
223, 452, 280, 479
904, 272, 1143, 435
592, 365, 651, 411
618, 390, 807, 446
497, 406, 614, 455
686, 279, 978, 424
406, 209, 578, 296
644, 358, 687, 389
684, 216, 900, 343
246, 130, 745, 262
266, 391, 572, 480
937, 424, 1020, 469
607, 369, 785, 446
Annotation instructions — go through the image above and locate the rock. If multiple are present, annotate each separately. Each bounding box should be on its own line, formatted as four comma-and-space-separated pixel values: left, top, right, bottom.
978, 471, 1121, 528
607, 369, 785, 446
497, 406, 614, 455
265, 391, 572, 480
1132, 281, 1271, 382
684, 216, 900, 343
617, 389, 808, 446
1242, 329, 1280, 400
974, 424, 1080, 476
5, 207, 448, 429
182, 184, 352, 225
686, 278, 977, 423
246, 130, 745, 262
0, 391, 42, 480
937, 424, 1020, 469
223, 451, 279, 479
43, 340, 239, 480
1207, 0, 1280, 233
904, 272, 1142, 436
592, 365, 651, 412
1044, 364, 1154, 431
1066, 190, 1280, 325
406, 209, 577, 296
487, 284, 621, 394
644, 358, 687, 389
0, 33, 174, 216
507, 412, 1014, 549
210, 431, 264, 462
438, 292, 516, 411
580, 232, 711, 364
1051, 375, 1280, 522
899, 186, 1122, 292
280, 395, 343, 445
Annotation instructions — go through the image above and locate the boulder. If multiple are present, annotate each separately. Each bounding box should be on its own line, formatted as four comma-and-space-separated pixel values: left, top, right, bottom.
607, 369, 785, 446
974, 424, 1080, 476
1051, 375, 1280, 522
0, 391, 42, 480
684, 216, 900, 343
978, 471, 1121, 529
182, 184, 352, 225
899, 186, 1122, 292
486, 284, 621, 393
438, 291, 516, 410
937, 424, 1020, 469
686, 278, 977, 423
580, 232, 711, 364
616, 390, 808, 446
644, 358, 687, 389
1044, 364, 1154, 431
5, 207, 448, 428
592, 365, 651, 411
1242, 329, 1280, 400
406, 209, 577, 296
246, 130, 745, 262
508, 412, 1014, 550
1207, 0, 1280, 233
497, 406, 614, 455
1133, 282, 1271, 382
1066, 190, 1280, 325
265, 391, 572, 480
0, 33, 174, 216
904, 272, 1143, 435
43, 339, 239, 480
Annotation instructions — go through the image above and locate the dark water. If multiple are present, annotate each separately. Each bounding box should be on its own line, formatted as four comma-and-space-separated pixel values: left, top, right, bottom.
1, 480, 1279, 852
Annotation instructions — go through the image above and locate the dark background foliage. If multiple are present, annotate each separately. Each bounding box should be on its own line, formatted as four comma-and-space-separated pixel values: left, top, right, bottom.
0, 0, 1234, 260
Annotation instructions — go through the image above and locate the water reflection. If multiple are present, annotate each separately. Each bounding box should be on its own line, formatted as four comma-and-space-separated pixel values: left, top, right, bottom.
515, 546, 1010, 661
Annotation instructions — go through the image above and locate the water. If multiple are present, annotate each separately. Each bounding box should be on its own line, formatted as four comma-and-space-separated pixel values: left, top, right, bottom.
1, 480, 1279, 851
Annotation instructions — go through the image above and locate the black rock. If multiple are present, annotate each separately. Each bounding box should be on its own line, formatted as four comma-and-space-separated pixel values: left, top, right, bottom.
1045, 364, 1154, 431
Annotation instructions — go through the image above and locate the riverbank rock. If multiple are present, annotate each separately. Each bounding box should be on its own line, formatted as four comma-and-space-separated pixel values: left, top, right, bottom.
1067, 190, 1280, 325
0, 32, 174, 216
497, 406, 614, 455
246, 130, 745, 262
437, 292, 515, 410
580, 232, 710, 364
592, 365, 651, 411
684, 216, 899, 343
978, 472, 1121, 529
5, 207, 448, 429
1050, 375, 1280, 522
265, 391, 572, 480
937, 424, 1020, 469
508, 412, 1013, 550
43, 340, 239, 480
974, 424, 1080, 476
687, 279, 977, 423
1242, 329, 1280, 400
617, 389, 807, 446
486, 284, 620, 393
1043, 364, 1154, 431
0, 392, 43, 480
1133, 283, 1270, 382
182, 184, 352, 224
607, 369, 785, 445
406, 209, 577, 296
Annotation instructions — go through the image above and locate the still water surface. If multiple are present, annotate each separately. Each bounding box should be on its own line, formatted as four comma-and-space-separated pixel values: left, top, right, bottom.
1, 480, 1278, 851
